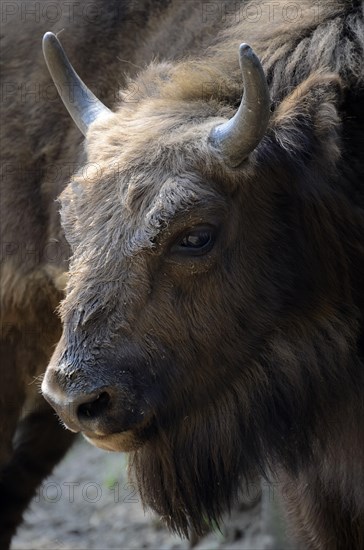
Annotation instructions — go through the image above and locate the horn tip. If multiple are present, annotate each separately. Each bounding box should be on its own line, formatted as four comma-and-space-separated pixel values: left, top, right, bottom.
239, 43, 251, 53
43, 31, 56, 44
42, 32, 59, 54
239, 43, 262, 71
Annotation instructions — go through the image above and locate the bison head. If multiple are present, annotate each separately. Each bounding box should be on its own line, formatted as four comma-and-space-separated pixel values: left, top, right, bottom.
42, 33, 356, 535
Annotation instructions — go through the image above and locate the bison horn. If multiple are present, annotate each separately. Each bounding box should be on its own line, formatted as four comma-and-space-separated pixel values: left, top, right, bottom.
209, 44, 270, 168
42, 32, 111, 136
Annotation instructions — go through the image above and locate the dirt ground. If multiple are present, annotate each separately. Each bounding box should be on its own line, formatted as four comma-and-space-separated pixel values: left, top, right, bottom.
11, 437, 292, 550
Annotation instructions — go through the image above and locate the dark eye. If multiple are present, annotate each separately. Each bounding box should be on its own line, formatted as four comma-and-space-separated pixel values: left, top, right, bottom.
181, 231, 211, 248
171, 226, 215, 256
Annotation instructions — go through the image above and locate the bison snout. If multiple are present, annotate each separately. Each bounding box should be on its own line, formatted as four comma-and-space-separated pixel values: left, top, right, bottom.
42, 371, 147, 437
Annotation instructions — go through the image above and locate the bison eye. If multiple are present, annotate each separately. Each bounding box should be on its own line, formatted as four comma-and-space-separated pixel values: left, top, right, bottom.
171, 226, 215, 256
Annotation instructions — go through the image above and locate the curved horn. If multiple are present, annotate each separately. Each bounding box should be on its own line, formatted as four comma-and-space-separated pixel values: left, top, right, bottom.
209, 43, 270, 168
42, 32, 111, 136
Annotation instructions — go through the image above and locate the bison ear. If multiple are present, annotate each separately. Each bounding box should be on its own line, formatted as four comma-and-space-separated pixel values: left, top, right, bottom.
269, 72, 343, 170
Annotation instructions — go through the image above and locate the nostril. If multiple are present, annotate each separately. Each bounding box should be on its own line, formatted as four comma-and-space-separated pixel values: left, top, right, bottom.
77, 391, 111, 422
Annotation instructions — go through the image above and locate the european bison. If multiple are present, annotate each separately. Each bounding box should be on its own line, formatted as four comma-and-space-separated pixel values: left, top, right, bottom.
2, 0, 364, 548
1, 0, 226, 545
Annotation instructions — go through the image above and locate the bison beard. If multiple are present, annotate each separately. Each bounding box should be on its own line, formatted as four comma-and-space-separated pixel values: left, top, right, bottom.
131, 308, 362, 537
131, 391, 262, 537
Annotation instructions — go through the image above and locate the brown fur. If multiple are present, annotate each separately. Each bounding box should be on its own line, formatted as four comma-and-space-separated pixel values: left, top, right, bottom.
2, 0, 364, 548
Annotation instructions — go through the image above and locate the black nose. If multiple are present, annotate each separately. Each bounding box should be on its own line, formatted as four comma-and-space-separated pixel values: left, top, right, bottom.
42, 372, 145, 435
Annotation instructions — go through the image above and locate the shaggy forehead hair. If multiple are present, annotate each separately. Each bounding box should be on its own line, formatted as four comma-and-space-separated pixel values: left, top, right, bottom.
60, 88, 241, 243
58, 101, 232, 330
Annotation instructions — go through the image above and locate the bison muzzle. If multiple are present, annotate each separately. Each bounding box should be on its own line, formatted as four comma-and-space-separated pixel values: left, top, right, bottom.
43, 338, 157, 451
